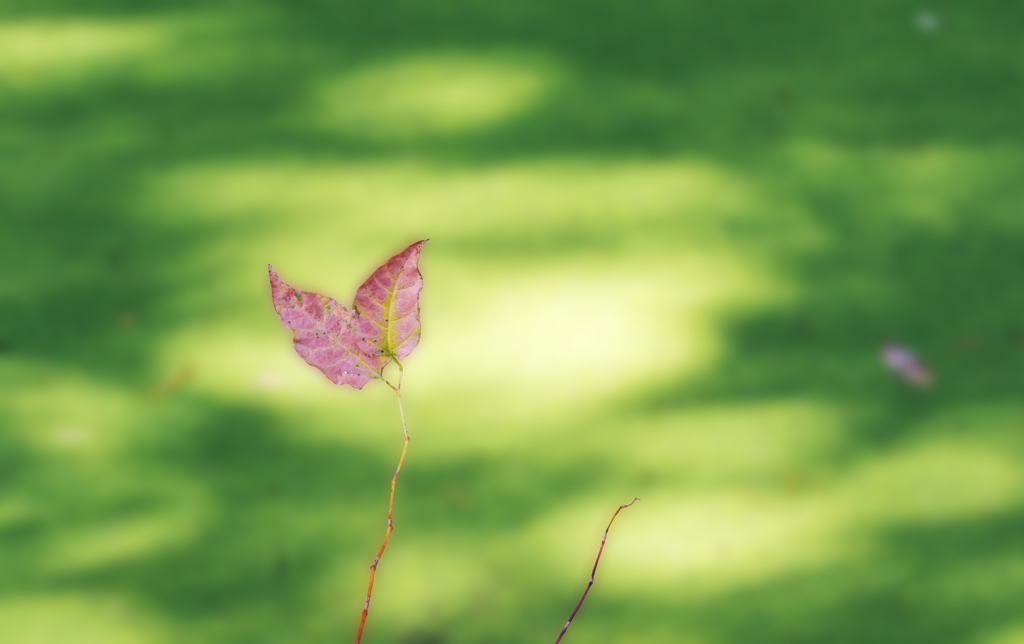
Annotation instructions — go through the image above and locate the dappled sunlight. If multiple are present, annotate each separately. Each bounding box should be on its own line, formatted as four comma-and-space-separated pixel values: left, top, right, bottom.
35, 129, 1021, 641
782, 141, 1024, 230
978, 623, 1024, 644
365, 541, 494, 635
0, 359, 139, 456
591, 401, 845, 482
507, 405, 1024, 602
841, 439, 1024, 523
0, 593, 170, 644
303, 53, 557, 141
43, 510, 205, 576
140, 156, 796, 411
0, 13, 328, 94
0, 20, 170, 88
528, 491, 851, 597
419, 254, 776, 402
142, 157, 766, 243
3, 1, 1023, 642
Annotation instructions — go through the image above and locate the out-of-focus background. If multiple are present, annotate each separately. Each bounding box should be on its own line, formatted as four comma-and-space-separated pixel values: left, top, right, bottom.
2, 1, 1023, 642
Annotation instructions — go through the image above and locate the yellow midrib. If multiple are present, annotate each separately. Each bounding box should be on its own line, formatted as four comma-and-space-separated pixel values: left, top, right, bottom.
381, 273, 400, 358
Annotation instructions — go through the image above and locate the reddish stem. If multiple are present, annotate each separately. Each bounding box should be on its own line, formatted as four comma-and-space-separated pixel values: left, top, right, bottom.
553, 498, 639, 644
356, 363, 409, 643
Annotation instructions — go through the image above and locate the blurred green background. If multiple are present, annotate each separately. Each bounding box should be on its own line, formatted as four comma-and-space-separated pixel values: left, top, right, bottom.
2, 1, 1023, 642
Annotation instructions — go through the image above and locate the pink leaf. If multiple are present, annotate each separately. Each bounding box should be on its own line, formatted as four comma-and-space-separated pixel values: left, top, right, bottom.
352, 240, 427, 362
268, 240, 427, 389
268, 266, 386, 389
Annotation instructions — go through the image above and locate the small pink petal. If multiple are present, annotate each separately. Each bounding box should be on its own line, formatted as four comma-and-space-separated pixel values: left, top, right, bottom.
881, 342, 933, 387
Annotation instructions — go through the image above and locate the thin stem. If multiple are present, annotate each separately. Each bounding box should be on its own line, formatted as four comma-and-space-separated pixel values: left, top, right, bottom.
553, 498, 639, 644
356, 359, 409, 644
382, 356, 404, 394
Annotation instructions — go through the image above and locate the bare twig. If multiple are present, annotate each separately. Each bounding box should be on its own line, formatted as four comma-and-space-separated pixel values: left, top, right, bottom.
356, 359, 409, 643
554, 498, 639, 644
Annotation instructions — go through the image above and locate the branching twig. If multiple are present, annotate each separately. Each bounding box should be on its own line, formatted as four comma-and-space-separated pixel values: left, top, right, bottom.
553, 497, 639, 644
356, 359, 409, 643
